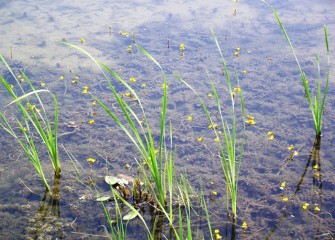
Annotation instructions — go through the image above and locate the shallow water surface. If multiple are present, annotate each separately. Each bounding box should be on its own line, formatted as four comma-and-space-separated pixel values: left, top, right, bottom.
0, 0, 335, 239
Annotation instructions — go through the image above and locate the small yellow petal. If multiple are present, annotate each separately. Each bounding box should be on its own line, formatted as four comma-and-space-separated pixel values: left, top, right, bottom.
282, 197, 289, 202
87, 157, 96, 163
187, 115, 193, 121
288, 145, 294, 151
197, 137, 204, 142
241, 221, 247, 229
180, 43, 185, 51
302, 202, 309, 211
212, 191, 217, 195
81, 37, 85, 44
215, 136, 220, 142
130, 77, 136, 83
59, 75, 64, 80
125, 163, 130, 170
208, 93, 213, 98
89, 119, 95, 124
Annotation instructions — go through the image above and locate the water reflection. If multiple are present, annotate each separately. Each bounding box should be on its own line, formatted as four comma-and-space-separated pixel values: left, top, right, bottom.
26, 175, 63, 239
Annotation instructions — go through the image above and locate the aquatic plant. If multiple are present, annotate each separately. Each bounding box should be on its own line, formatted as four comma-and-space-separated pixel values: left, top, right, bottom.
0, 55, 60, 190
61, 41, 173, 209
270, 6, 330, 136
175, 29, 245, 220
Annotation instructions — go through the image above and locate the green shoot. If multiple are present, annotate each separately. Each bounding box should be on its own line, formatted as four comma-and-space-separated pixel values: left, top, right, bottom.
270, 6, 330, 136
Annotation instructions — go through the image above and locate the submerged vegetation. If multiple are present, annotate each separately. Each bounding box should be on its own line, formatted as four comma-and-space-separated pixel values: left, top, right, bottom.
0, 2, 333, 240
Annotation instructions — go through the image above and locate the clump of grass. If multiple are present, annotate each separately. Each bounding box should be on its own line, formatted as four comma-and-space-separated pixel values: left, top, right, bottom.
0, 55, 60, 190
175, 29, 245, 220
270, 6, 330, 136
61, 41, 172, 209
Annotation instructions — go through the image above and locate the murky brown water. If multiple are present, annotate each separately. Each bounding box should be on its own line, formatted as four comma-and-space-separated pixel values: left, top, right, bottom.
1, 0, 335, 239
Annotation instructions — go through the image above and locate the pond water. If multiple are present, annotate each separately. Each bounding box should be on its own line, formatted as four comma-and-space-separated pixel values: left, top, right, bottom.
1, 0, 335, 239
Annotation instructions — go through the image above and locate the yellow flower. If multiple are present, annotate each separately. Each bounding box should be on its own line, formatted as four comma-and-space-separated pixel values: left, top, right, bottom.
142, 83, 146, 87
234, 87, 241, 92
215, 136, 220, 142
125, 163, 130, 170
215, 234, 222, 240
208, 123, 218, 129
214, 229, 220, 234
212, 191, 217, 195
208, 93, 213, 98
268, 131, 274, 140
234, 51, 239, 57
9, 84, 14, 89
59, 75, 64, 80
89, 119, 95, 124
81, 37, 85, 44
302, 202, 309, 211
130, 77, 136, 83
197, 137, 204, 142
280, 181, 286, 190
92, 101, 96, 106
154, 149, 159, 154
287, 145, 294, 151
180, 43, 185, 51
87, 157, 96, 163
314, 204, 320, 212
282, 197, 289, 202
246, 119, 256, 125
242, 70, 247, 74
127, 45, 132, 53
236, 47, 241, 51
313, 164, 319, 170
82, 86, 89, 94
293, 150, 299, 156
21, 127, 27, 133
241, 221, 247, 230
187, 115, 193, 121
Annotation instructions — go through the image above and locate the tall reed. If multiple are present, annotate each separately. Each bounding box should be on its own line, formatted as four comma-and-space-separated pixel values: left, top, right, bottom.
270, 6, 330, 136
175, 29, 245, 220
0, 55, 60, 190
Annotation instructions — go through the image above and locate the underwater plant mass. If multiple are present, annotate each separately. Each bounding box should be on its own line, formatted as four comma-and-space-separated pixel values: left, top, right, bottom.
0, 0, 334, 239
